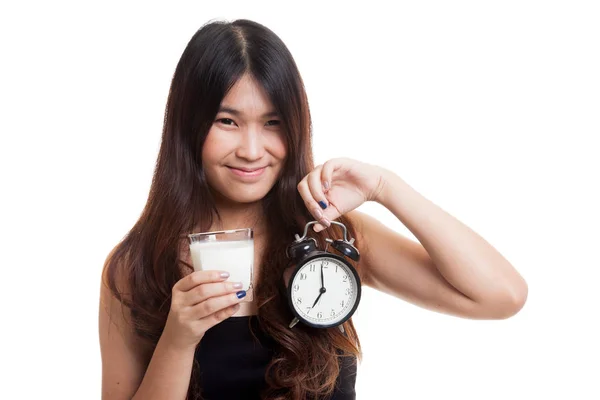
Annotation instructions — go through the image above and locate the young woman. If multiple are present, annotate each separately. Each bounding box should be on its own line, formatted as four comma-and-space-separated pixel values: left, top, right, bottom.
99, 19, 528, 400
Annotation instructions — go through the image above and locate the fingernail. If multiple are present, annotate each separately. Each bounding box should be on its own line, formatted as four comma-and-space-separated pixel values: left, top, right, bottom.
313, 207, 324, 219
220, 272, 230, 279
318, 200, 327, 209
232, 282, 243, 289
313, 224, 324, 232
323, 181, 330, 191
236, 290, 247, 299
321, 218, 331, 228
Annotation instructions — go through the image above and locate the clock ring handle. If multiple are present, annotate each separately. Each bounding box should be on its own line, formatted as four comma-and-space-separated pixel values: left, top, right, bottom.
296, 220, 354, 245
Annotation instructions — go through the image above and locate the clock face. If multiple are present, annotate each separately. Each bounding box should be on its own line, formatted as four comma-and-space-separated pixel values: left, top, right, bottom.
289, 255, 360, 327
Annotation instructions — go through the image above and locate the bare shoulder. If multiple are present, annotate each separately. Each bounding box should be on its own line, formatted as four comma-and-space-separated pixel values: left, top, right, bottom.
99, 246, 152, 399
344, 209, 399, 255
344, 209, 385, 239
344, 209, 431, 286
344, 210, 378, 280
345, 208, 392, 234
344, 210, 494, 318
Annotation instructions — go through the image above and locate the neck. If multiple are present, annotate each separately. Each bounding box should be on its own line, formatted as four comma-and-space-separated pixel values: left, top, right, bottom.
200, 192, 267, 236
213, 204, 265, 232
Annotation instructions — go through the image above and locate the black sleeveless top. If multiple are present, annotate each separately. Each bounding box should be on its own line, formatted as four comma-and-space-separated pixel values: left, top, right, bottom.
195, 316, 357, 399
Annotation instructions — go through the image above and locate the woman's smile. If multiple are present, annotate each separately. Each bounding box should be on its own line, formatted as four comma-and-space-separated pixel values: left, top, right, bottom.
226, 165, 267, 179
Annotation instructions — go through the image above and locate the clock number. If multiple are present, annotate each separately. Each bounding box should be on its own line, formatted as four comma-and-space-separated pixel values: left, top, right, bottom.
331, 309, 336, 316
345, 288, 351, 295
293, 284, 299, 292
317, 312, 323, 319
342, 275, 348, 282
296, 297, 302, 304
306, 307, 311, 312
300, 273, 307, 280
341, 300, 345, 308
309, 265, 316, 272
335, 265, 338, 273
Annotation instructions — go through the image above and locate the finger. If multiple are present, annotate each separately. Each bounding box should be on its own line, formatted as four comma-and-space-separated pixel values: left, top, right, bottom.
307, 166, 329, 210
321, 158, 342, 194
297, 176, 331, 228
184, 281, 244, 306
174, 270, 230, 292
313, 222, 326, 233
191, 291, 247, 319
321, 158, 349, 193
308, 168, 341, 224
213, 303, 242, 322
204, 303, 241, 328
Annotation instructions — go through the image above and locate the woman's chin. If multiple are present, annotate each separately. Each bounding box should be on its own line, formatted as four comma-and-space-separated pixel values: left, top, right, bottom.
217, 186, 273, 206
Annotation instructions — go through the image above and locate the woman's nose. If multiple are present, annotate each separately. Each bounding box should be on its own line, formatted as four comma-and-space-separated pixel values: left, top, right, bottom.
235, 127, 265, 161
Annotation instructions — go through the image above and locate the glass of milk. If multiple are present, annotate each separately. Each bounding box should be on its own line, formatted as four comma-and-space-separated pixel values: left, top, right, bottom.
188, 228, 254, 300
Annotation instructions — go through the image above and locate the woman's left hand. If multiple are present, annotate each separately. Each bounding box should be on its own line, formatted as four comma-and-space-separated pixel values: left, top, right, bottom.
297, 157, 387, 232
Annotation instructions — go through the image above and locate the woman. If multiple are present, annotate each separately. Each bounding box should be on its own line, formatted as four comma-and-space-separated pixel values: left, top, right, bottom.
99, 19, 528, 400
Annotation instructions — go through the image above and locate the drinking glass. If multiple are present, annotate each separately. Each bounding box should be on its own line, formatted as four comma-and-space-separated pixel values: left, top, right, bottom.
188, 228, 254, 301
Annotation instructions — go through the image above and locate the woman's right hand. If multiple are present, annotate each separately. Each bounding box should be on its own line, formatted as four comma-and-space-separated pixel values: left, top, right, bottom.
161, 270, 246, 351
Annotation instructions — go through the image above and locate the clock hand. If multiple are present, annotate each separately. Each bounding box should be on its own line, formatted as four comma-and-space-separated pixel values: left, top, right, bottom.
309, 286, 327, 311
310, 292, 323, 309
320, 263, 324, 289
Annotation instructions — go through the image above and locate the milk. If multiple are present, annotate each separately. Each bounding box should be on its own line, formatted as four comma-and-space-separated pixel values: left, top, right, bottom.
189, 239, 254, 290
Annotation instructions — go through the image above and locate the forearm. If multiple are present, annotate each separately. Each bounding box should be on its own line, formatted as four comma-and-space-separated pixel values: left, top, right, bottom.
375, 168, 528, 307
132, 335, 196, 400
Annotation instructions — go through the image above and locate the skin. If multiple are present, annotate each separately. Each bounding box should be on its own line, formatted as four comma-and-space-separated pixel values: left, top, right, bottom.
99, 73, 528, 399
298, 161, 528, 319
99, 74, 288, 399
201, 74, 287, 212
197, 73, 288, 314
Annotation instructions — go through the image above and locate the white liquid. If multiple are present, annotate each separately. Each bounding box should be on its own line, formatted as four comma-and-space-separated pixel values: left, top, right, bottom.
189, 239, 254, 290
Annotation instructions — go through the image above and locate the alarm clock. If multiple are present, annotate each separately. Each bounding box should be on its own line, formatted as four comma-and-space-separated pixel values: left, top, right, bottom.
285, 220, 361, 330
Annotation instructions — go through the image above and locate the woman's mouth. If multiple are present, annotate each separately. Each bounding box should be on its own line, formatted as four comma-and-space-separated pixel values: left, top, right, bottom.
226, 166, 267, 178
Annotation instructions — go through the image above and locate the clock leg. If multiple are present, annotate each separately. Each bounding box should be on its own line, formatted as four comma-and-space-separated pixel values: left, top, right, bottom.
288, 317, 300, 329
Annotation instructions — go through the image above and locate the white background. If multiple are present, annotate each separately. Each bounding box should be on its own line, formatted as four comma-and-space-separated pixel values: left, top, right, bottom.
1, 1, 599, 399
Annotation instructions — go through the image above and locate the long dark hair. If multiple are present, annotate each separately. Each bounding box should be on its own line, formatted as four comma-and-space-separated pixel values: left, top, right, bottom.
103, 19, 362, 400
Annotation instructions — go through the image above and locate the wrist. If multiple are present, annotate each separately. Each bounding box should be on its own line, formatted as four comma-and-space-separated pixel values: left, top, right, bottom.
372, 167, 395, 205
159, 329, 200, 355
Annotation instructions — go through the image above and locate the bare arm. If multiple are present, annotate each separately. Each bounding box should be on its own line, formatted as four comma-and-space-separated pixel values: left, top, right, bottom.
295, 157, 527, 319
99, 261, 244, 399
349, 170, 528, 319
99, 283, 194, 400
131, 337, 196, 400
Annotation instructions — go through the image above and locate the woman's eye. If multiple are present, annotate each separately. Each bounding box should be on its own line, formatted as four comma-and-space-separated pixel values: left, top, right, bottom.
217, 118, 236, 126
265, 120, 281, 126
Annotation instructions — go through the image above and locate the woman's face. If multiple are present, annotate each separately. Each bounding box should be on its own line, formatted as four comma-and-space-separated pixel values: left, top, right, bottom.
202, 74, 287, 206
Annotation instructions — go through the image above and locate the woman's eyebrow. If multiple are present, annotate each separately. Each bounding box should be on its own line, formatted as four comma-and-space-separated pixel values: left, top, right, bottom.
218, 106, 279, 118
